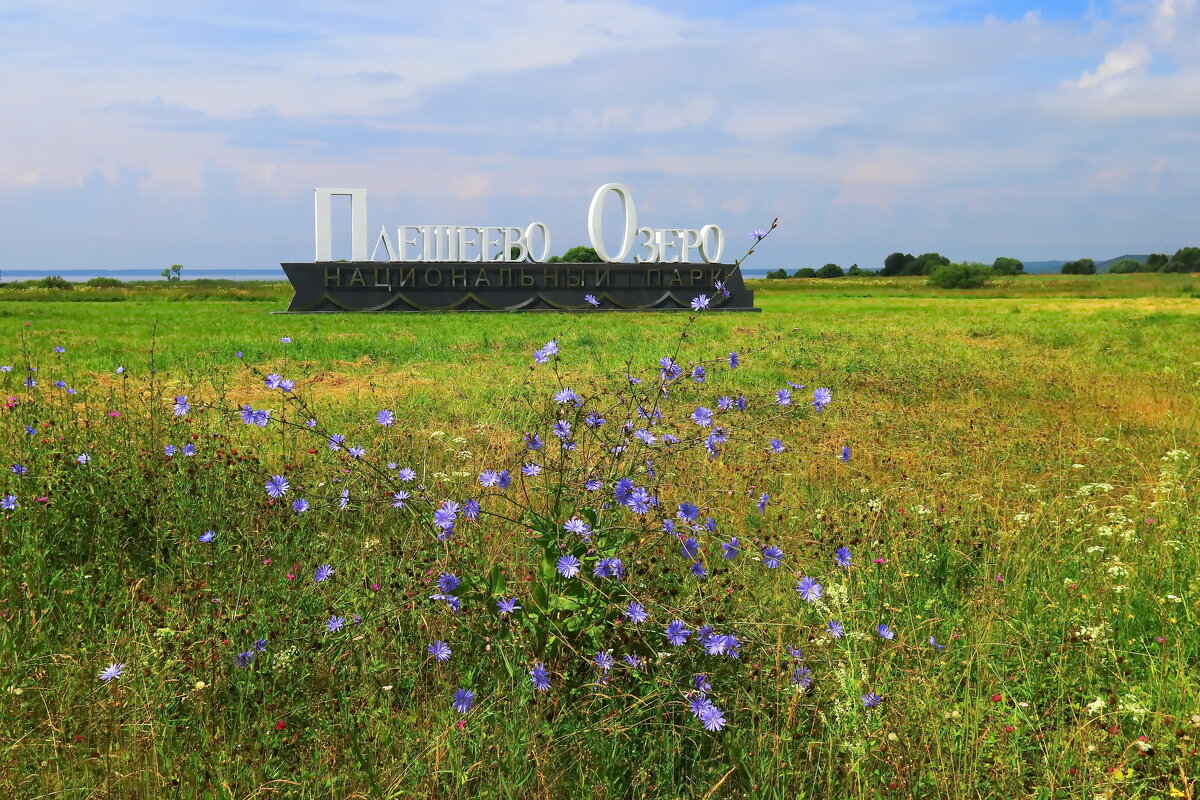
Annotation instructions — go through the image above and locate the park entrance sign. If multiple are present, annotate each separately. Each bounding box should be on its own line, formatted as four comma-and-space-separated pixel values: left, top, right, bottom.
281, 183, 758, 312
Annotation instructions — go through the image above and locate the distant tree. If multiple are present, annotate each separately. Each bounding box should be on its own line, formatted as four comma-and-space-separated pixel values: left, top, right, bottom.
557, 246, 601, 263
846, 264, 864, 276
161, 264, 183, 282
38, 275, 72, 290
793, 267, 816, 278
929, 262, 990, 289
1172, 246, 1200, 267
881, 252, 914, 276
1107, 259, 1142, 274
816, 263, 844, 278
1146, 253, 1169, 269
1061, 258, 1096, 275
765, 269, 789, 279
908, 252, 951, 275
1160, 260, 1196, 273
991, 257, 1024, 275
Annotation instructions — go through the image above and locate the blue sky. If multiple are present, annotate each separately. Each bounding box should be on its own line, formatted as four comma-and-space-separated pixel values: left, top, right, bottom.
1, 0, 1197, 269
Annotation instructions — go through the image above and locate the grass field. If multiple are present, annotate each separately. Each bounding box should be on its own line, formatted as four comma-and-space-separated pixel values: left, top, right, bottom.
1, 274, 1199, 798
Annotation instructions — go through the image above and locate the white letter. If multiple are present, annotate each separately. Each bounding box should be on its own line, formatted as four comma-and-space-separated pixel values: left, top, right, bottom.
314, 188, 368, 261
677, 229, 701, 263
502, 227, 528, 262
699, 225, 725, 264
397, 226, 422, 261
525, 222, 552, 262
633, 227, 657, 263
371, 225, 397, 261
432, 226, 449, 261
457, 226, 480, 262
587, 183, 637, 262
654, 229, 680, 263
480, 227, 502, 262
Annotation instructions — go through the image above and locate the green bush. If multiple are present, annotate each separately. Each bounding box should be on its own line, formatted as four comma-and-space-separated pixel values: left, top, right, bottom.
1160, 260, 1197, 274
765, 269, 788, 279
815, 263, 844, 279
991, 257, 1024, 275
929, 262, 991, 289
1062, 258, 1096, 275
38, 275, 73, 290
548, 246, 601, 263
86, 277, 123, 288
1172, 247, 1200, 267
903, 253, 950, 276
792, 268, 816, 278
1107, 259, 1142, 274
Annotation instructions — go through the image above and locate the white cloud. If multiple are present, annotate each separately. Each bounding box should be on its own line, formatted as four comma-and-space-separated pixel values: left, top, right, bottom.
1061, 41, 1152, 88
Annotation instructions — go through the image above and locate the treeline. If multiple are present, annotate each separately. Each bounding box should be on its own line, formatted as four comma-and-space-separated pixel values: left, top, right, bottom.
1069, 248, 1200, 274
766, 253, 1023, 280
765, 263, 874, 279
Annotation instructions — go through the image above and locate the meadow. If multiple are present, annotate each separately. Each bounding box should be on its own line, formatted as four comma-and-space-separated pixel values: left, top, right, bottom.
1, 274, 1198, 799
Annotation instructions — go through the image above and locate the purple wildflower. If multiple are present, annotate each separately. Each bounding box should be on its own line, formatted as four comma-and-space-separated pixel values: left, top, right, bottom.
453, 688, 475, 714
699, 704, 727, 732
98, 663, 125, 683
835, 547, 852, 568
796, 576, 823, 602
529, 662, 550, 692
496, 597, 520, 616
556, 554, 581, 578
721, 538, 739, 560
428, 641, 452, 662
665, 620, 690, 647
564, 517, 591, 538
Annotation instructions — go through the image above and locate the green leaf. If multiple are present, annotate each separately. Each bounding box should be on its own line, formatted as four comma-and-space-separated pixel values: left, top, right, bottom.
488, 564, 506, 596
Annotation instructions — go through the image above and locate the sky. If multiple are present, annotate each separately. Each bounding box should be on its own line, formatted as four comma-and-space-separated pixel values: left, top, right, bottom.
1, 0, 1197, 269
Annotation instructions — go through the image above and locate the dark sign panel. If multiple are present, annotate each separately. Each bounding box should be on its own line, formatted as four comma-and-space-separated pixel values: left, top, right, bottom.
281, 261, 758, 312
